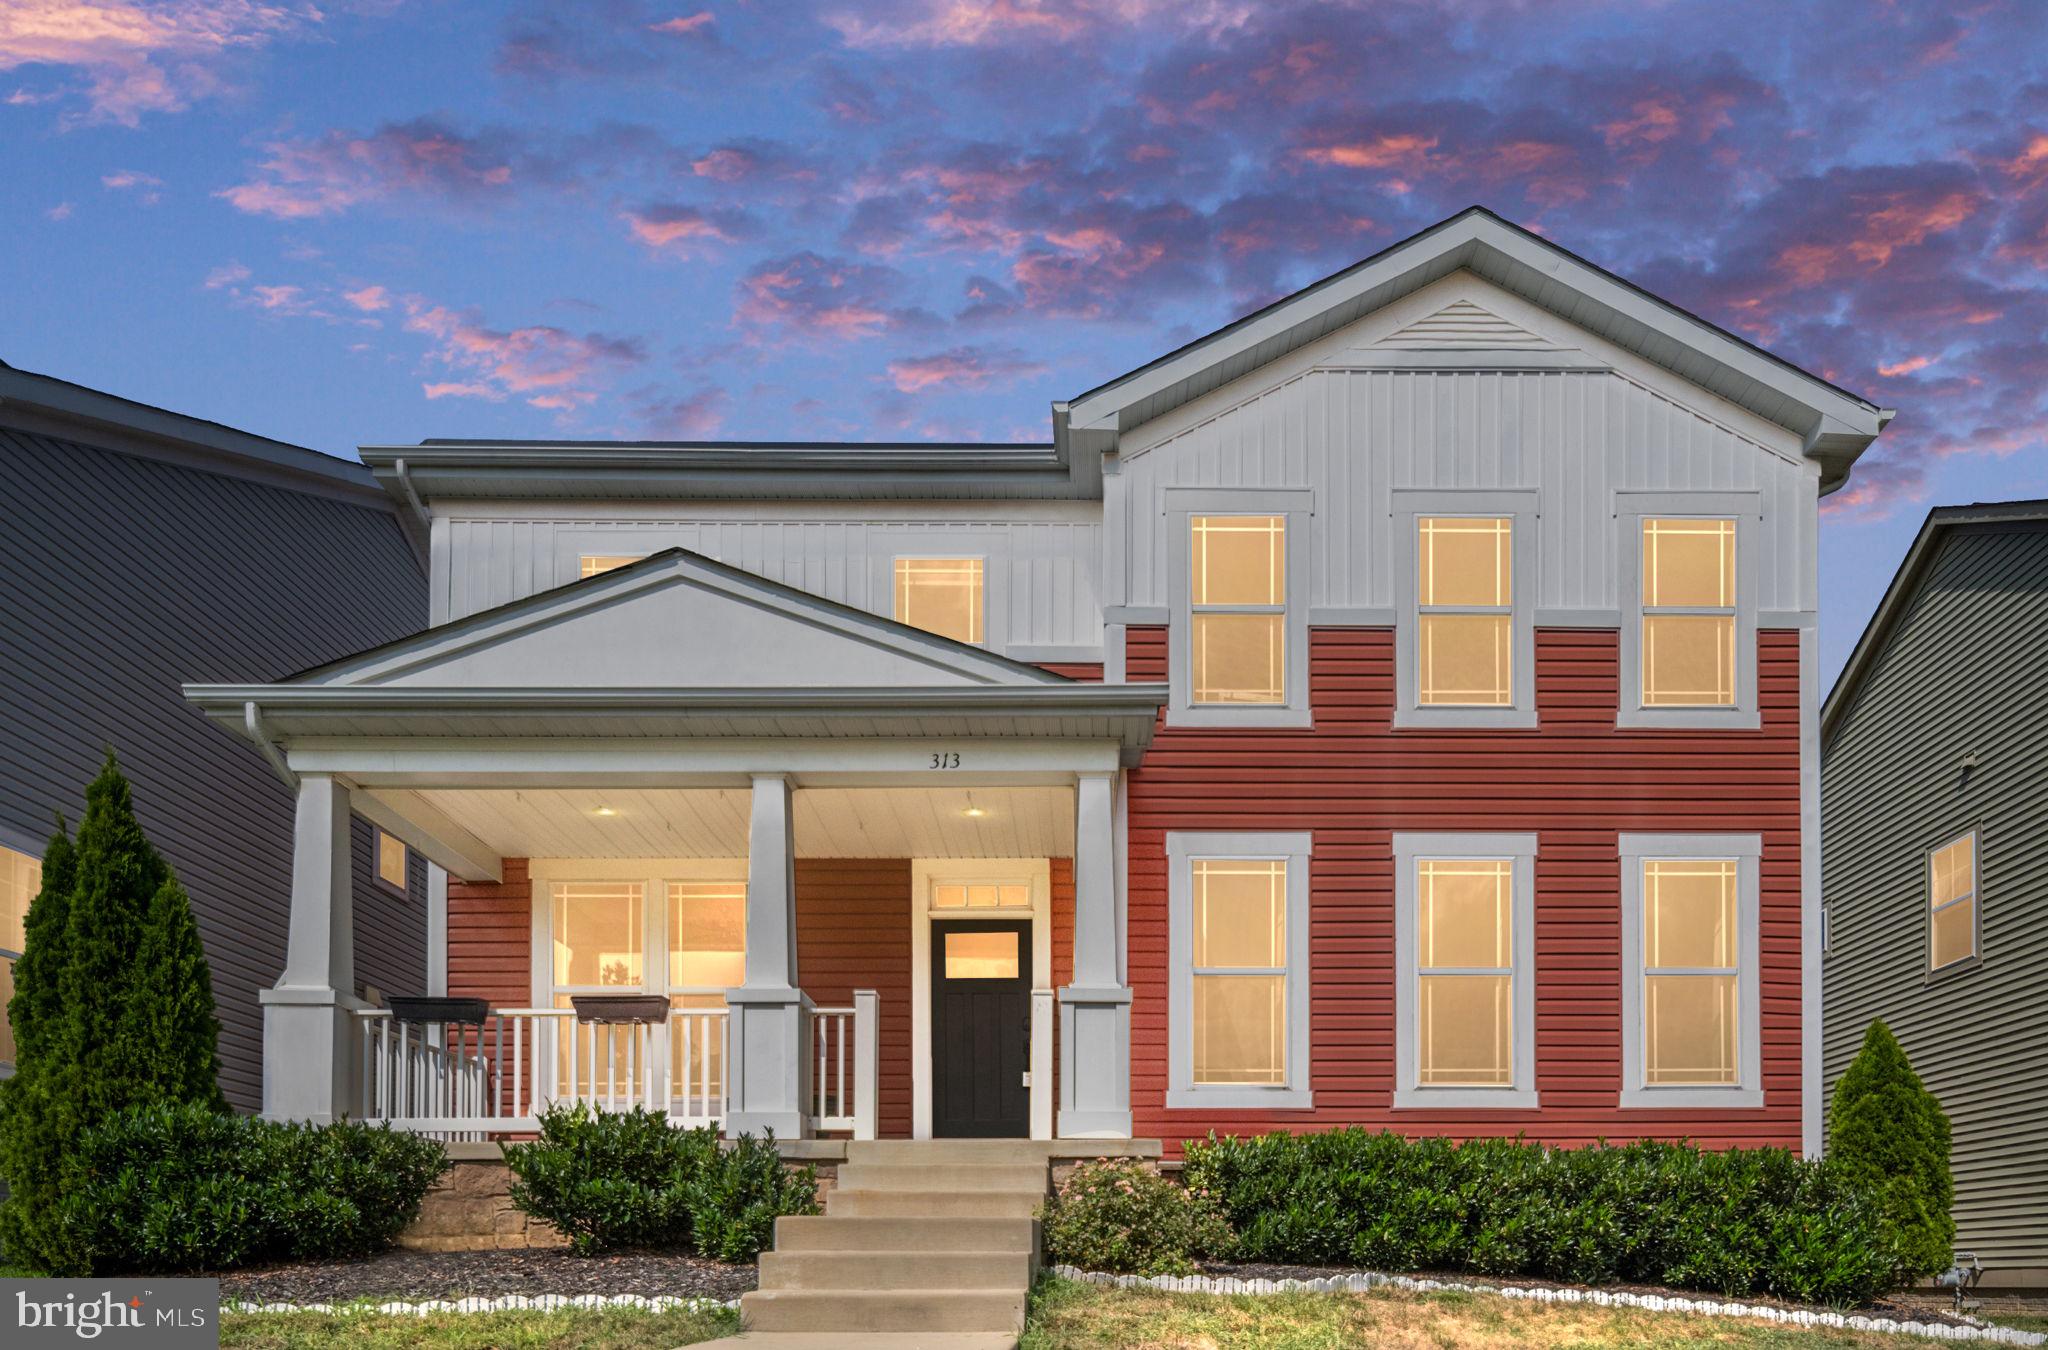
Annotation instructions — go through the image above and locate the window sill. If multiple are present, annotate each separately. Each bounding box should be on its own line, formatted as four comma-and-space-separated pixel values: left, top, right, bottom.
1392, 706, 1539, 731
1167, 704, 1314, 730
1165, 1086, 1313, 1110
1392, 1087, 1539, 1110
1616, 706, 1760, 731
1619, 1085, 1763, 1109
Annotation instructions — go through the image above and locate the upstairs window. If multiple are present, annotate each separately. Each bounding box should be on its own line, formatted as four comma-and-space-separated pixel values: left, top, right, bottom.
894, 558, 984, 645
1190, 515, 1286, 705
580, 555, 644, 579
1928, 831, 1978, 972
375, 828, 409, 892
1641, 518, 1736, 707
1418, 517, 1513, 707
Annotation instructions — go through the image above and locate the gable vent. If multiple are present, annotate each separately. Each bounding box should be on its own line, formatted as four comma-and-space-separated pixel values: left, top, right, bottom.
1375, 299, 1553, 349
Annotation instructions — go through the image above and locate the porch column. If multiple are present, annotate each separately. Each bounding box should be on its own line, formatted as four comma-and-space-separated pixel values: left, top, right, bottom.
1059, 769, 1133, 1137
258, 773, 360, 1125
724, 773, 808, 1138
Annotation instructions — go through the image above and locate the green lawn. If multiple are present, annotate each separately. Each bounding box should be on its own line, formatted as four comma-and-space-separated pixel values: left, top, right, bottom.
1018, 1278, 1997, 1349
219, 1303, 739, 1350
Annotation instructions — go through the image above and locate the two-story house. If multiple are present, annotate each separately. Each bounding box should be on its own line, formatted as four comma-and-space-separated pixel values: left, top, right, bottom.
187, 207, 1889, 1158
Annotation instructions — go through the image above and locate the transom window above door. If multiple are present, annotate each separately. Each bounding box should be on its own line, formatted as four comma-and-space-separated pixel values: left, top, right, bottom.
894, 558, 985, 645
931, 881, 1031, 911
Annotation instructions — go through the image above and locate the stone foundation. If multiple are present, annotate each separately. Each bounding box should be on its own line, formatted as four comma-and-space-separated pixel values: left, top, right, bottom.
400, 1158, 568, 1252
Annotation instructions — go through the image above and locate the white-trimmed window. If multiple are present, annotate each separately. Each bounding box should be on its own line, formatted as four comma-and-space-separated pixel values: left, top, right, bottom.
1, 842, 41, 1074
1394, 491, 1536, 728
375, 828, 409, 892
1166, 488, 1311, 728
1393, 833, 1538, 1108
1927, 830, 1979, 973
580, 555, 645, 579
894, 557, 985, 645
1619, 833, 1762, 1108
1618, 494, 1758, 728
1167, 832, 1312, 1108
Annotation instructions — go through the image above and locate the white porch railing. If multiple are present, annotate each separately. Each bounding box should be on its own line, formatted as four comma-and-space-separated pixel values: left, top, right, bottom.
353, 994, 876, 1140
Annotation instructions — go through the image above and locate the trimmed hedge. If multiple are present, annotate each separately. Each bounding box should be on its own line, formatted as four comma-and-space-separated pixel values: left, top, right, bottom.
1041, 1159, 1232, 1275
1182, 1131, 1901, 1305
67, 1102, 448, 1274
504, 1104, 817, 1259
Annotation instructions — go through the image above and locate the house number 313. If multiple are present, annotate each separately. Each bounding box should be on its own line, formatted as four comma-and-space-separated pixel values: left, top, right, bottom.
929, 751, 961, 768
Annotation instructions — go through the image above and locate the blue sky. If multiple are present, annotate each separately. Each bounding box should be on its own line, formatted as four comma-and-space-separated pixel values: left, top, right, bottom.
6, 1, 2048, 684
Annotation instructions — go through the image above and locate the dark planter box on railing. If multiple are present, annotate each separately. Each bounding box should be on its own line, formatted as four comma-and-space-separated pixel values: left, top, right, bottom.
570, 994, 672, 1024
386, 996, 491, 1025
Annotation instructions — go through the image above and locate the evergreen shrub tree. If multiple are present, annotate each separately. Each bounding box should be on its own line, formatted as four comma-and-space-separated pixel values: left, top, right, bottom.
0, 754, 227, 1273
1829, 1019, 1955, 1281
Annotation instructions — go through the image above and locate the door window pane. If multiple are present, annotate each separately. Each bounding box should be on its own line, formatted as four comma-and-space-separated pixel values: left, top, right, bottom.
1643, 519, 1734, 607
669, 882, 746, 988
1417, 861, 1511, 968
1644, 973, 1739, 1084
1644, 861, 1737, 968
1419, 517, 1510, 607
552, 883, 644, 986
1643, 614, 1735, 706
1192, 859, 1285, 968
944, 930, 1019, 979
1193, 974, 1285, 1084
1192, 515, 1284, 606
895, 558, 984, 645
1192, 613, 1285, 704
1418, 974, 1512, 1086
1419, 614, 1512, 706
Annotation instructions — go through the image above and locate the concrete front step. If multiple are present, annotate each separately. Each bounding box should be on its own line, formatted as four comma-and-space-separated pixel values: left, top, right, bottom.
773, 1214, 1038, 1253
759, 1249, 1035, 1292
836, 1162, 1050, 1193
696, 1333, 1019, 1350
741, 1289, 1027, 1335
826, 1188, 1044, 1219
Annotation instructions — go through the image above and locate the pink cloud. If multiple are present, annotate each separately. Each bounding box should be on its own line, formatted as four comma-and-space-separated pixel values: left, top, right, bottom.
1878, 355, 1936, 378
0, 1, 319, 126
422, 380, 502, 401
45, 200, 73, 220
824, 0, 1250, 49
632, 385, 731, 437
203, 260, 251, 289
343, 285, 390, 312
218, 119, 525, 219
622, 202, 755, 255
402, 296, 646, 408
735, 252, 934, 341
649, 11, 715, 37
884, 344, 1046, 392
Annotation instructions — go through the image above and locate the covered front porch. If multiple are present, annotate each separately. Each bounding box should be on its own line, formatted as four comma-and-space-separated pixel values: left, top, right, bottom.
186, 548, 1163, 1144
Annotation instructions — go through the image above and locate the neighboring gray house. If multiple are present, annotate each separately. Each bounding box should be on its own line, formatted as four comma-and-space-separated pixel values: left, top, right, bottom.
1823, 499, 2048, 1290
0, 359, 430, 1109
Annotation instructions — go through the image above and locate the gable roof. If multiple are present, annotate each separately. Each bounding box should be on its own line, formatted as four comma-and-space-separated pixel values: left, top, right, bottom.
284, 546, 1069, 690
1823, 499, 2048, 746
1066, 206, 1892, 495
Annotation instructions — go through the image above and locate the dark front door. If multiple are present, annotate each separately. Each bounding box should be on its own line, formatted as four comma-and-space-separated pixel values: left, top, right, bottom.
931, 918, 1031, 1138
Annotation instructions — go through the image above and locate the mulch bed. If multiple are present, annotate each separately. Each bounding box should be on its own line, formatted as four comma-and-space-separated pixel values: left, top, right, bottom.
1193, 1261, 1982, 1331
217, 1248, 758, 1305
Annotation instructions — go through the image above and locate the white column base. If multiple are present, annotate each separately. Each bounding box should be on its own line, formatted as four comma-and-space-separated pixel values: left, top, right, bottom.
723, 986, 809, 1140
1056, 985, 1132, 1139
259, 985, 366, 1125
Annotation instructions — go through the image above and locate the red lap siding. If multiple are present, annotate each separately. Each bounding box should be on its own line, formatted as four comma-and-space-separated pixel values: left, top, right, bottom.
1124, 625, 1803, 1154
796, 859, 914, 1140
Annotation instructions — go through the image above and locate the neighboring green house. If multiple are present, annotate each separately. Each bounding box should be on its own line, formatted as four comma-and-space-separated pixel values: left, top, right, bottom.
1823, 499, 2048, 1291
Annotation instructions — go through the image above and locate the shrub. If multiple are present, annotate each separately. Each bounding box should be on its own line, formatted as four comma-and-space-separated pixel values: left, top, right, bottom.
1829, 1020, 1954, 1282
504, 1104, 816, 1260
64, 1102, 448, 1273
1040, 1159, 1232, 1276
1181, 1130, 1899, 1305
0, 756, 230, 1275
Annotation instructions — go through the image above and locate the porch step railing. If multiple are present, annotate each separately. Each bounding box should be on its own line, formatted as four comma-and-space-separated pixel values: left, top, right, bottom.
353, 994, 877, 1140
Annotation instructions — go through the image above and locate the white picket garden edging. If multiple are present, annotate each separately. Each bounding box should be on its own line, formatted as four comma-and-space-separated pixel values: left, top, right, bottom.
224, 1293, 737, 1316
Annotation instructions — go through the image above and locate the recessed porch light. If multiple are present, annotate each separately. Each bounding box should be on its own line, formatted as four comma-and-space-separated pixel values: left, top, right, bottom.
962, 806, 987, 818
593, 805, 618, 817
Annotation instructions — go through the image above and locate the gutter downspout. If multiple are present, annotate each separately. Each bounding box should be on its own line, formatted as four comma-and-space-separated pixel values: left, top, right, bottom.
393, 456, 432, 567
244, 700, 297, 791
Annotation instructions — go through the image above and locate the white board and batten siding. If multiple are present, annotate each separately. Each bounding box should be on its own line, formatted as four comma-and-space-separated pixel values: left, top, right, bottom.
1110, 274, 1820, 622
433, 503, 1105, 660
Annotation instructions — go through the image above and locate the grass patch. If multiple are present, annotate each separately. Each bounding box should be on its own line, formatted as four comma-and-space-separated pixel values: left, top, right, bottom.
220, 1303, 738, 1350
1991, 1315, 2048, 1335
1019, 1277, 1965, 1349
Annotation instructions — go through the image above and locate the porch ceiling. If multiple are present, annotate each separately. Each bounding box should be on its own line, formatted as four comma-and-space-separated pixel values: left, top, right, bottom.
381, 785, 1075, 860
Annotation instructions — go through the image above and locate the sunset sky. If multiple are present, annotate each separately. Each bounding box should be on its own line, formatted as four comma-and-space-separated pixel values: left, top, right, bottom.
6, 0, 2048, 682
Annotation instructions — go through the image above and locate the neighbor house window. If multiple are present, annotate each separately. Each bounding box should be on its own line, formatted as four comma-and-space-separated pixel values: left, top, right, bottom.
894, 558, 984, 645
1393, 833, 1537, 1108
1620, 834, 1762, 1108
375, 828, 409, 891
1166, 832, 1312, 1108
1641, 518, 1737, 706
1190, 515, 1286, 706
1394, 491, 1536, 728
580, 555, 644, 578
1927, 831, 1978, 972
0, 843, 41, 1072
